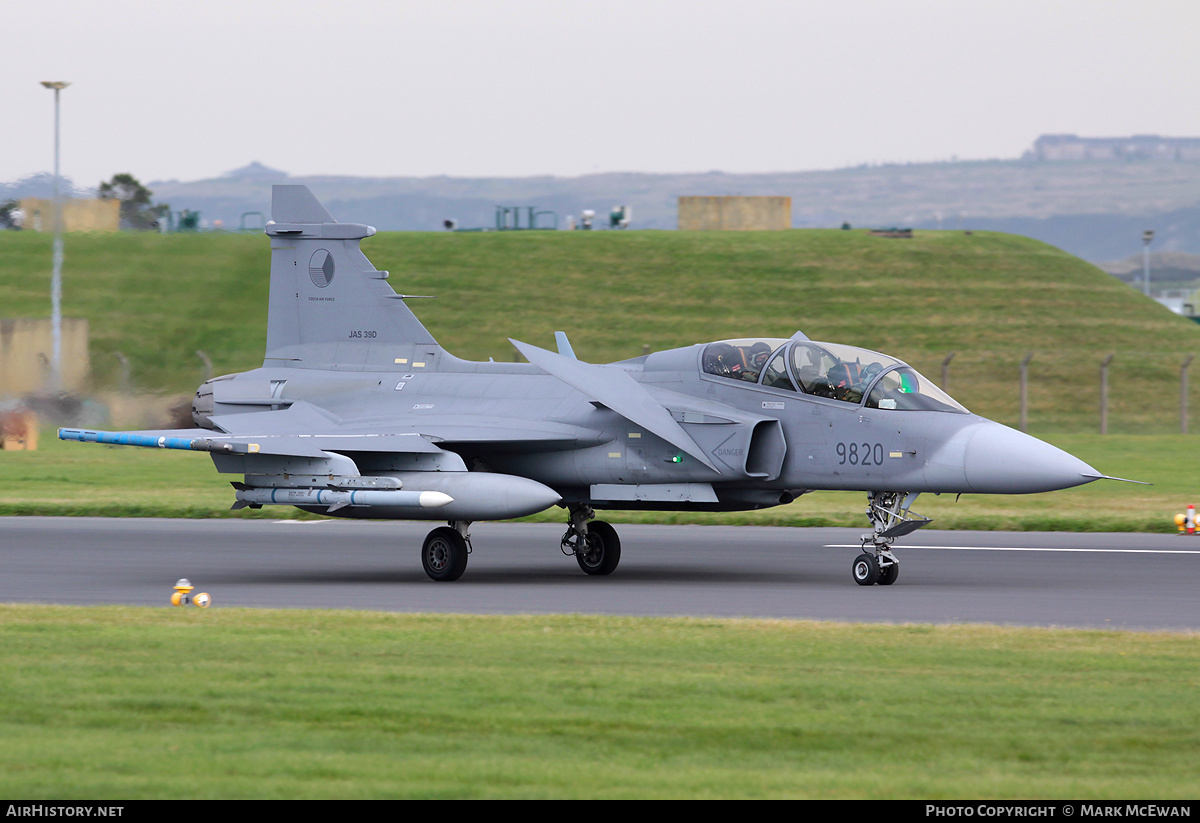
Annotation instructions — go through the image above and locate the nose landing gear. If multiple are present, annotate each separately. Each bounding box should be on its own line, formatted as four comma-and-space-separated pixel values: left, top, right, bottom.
854, 491, 929, 586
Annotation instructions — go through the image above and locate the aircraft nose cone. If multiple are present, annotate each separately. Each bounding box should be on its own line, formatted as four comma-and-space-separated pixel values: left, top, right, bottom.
963, 422, 1099, 494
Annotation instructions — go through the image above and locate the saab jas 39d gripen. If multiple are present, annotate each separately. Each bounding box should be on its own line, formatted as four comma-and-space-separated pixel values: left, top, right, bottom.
61, 185, 1124, 585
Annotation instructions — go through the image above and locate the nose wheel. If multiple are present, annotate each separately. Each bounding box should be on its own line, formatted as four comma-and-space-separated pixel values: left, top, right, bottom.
852, 551, 898, 586
878, 562, 898, 585
852, 553, 879, 585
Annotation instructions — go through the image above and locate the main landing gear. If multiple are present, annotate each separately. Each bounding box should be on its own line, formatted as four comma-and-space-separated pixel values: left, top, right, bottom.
420, 510, 624, 581
422, 521, 472, 582
561, 505, 621, 576
853, 491, 930, 587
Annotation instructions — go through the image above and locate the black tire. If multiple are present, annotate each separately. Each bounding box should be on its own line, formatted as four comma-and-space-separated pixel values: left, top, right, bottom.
852, 553, 879, 586
877, 562, 899, 586
576, 520, 621, 576
422, 527, 468, 582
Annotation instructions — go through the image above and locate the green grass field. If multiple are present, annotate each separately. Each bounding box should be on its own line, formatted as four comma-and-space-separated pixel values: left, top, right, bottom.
1, 606, 1197, 799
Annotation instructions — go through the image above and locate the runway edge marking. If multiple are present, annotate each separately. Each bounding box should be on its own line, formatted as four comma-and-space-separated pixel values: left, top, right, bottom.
825, 544, 1200, 555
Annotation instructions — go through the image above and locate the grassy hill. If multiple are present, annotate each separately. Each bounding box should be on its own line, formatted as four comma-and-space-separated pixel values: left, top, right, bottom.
3, 227, 1199, 433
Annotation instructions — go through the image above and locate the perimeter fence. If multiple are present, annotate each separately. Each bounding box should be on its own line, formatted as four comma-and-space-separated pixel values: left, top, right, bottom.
905, 350, 1200, 435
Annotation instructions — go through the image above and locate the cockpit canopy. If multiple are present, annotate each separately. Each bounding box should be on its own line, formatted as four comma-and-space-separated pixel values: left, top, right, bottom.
701, 338, 968, 413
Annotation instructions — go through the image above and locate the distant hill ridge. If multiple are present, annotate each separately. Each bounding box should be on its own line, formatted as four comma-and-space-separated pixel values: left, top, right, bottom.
143, 150, 1200, 262
9, 135, 1196, 262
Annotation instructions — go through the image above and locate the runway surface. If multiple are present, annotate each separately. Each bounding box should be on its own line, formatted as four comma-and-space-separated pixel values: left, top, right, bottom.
2, 517, 1198, 631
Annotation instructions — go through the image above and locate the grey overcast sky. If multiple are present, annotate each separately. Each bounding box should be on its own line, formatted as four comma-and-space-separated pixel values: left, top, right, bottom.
4, 0, 1199, 188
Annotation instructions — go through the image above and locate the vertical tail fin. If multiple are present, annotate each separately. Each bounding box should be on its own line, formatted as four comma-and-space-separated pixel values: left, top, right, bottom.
264, 185, 438, 370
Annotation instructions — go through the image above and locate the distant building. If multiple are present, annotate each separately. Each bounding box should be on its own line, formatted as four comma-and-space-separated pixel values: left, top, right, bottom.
1155, 290, 1197, 316
17, 198, 119, 232
678, 196, 791, 231
0, 318, 90, 395
1026, 134, 1200, 162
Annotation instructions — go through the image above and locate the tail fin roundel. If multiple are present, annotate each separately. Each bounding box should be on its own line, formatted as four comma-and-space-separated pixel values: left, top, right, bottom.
264, 185, 437, 370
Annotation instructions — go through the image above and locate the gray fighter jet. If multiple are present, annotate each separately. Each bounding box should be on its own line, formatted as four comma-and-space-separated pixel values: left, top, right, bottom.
61, 185, 1118, 585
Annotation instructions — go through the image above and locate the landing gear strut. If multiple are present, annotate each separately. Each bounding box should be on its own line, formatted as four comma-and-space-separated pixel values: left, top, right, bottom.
422, 521, 472, 582
854, 492, 929, 586
561, 505, 621, 575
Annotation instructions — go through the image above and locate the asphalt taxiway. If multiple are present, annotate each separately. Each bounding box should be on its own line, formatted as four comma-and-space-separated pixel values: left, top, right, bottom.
1, 517, 1197, 631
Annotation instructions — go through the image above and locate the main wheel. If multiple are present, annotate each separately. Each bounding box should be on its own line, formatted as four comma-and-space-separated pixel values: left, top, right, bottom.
422, 527, 468, 582
852, 553, 880, 586
576, 520, 621, 576
877, 562, 899, 586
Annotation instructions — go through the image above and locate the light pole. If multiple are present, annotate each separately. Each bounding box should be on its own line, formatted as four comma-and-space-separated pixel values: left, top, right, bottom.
41, 80, 70, 390
1142, 229, 1155, 297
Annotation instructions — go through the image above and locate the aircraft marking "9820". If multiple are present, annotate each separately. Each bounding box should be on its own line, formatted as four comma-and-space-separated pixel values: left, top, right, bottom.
836, 442, 884, 466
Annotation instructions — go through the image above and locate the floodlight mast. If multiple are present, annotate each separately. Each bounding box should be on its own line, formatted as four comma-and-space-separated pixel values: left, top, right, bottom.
1142, 229, 1155, 297
41, 81, 70, 390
